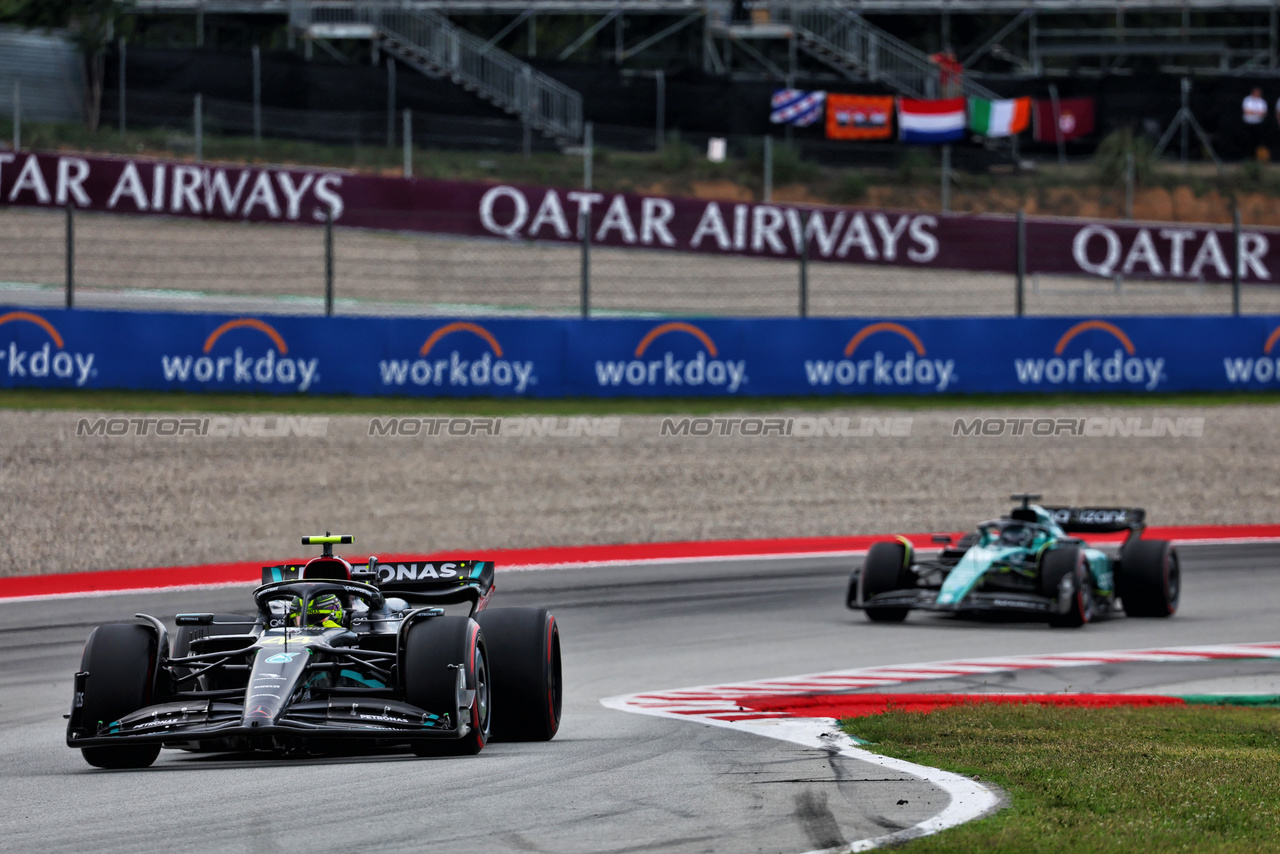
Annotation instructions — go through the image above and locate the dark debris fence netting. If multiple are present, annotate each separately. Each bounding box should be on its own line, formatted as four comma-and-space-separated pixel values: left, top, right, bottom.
2, 206, 1280, 317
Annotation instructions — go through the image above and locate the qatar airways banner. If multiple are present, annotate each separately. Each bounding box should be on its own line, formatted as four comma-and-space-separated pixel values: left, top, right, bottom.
2, 306, 1280, 398
0, 150, 1275, 283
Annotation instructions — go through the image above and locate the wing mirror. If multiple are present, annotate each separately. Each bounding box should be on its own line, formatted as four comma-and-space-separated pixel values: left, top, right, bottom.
931, 535, 953, 545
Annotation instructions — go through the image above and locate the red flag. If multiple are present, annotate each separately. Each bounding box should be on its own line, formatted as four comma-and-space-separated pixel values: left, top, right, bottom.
1033, 96, 1096, 142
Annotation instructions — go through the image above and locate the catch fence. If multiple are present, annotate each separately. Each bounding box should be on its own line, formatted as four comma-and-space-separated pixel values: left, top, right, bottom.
1, 150, 1278, 318
2, 204, 1279, 319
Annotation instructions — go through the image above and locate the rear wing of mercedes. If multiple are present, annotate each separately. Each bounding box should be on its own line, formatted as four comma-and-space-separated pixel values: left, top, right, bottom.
357, 559, 495, 612
1043, 506, 1146, 537
261, 558, 495, 611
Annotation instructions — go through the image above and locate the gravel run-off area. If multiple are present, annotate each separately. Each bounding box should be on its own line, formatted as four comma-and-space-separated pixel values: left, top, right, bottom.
2, 403, 1276, 575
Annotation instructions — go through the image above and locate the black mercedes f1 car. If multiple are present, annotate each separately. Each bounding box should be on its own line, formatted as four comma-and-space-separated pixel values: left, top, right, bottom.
67, 535, 562, 769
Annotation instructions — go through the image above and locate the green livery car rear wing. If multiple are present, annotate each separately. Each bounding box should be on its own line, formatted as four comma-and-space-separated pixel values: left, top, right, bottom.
1043, 506, 1146, 534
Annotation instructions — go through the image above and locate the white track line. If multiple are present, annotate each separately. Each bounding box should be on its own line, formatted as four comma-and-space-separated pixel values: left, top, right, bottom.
599, 696, 1002, 853
603, 640, 1280, 851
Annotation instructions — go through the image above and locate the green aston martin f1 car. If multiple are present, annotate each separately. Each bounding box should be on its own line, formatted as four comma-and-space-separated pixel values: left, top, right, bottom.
846, 495, 1179, 628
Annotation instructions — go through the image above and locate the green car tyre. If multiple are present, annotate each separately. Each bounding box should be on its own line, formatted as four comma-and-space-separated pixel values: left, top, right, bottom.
858, 541, 913, 623
1041, 547, 1094, 629
1119, 539, 1180, 617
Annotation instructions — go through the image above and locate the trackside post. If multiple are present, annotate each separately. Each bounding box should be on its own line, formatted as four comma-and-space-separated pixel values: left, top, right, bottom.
403, 108, 412, 179
1232, 205, 1242, 316
324, 207, 335, 316
580, 208, 591, 318
1015, 208, 1025, 317
799, 209, 810, 318
65, 204, 75, 309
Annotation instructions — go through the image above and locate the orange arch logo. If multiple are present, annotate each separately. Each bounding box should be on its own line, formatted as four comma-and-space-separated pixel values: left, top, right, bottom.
843, 322, 925, 357
1264, 326, 1280, 354
1054, 320, 1135, 356
634, 322, 718, 358
419, 322, 503, 357
203, 318, 288, 354
0, 311, 64, 348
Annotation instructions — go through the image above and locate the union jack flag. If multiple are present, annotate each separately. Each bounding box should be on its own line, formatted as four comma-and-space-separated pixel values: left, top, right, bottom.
770, 89, 826, 127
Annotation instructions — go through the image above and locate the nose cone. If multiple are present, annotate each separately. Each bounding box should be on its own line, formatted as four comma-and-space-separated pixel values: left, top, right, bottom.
241, 642, 309, 727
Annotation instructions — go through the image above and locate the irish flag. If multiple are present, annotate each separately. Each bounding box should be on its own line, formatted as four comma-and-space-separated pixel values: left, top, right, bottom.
897, 98, 967, 144
968, 97, 1031, 138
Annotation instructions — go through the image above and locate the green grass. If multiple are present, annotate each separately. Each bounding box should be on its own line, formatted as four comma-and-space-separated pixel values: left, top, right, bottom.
845, 703, 1280, 852
1, 388, 1279, 415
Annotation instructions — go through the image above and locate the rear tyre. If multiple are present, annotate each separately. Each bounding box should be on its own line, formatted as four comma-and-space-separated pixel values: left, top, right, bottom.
77, 623, 162, 769
403, 616, 490, 757
1041, 547, 1094, 629
1119, 539, 1180, 618
857, 542, 913, 623
475, 608, 562, 742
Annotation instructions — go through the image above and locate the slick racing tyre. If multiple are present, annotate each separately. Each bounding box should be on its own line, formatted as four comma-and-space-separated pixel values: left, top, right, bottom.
475, 607, 562, 742
1119, 539, 1180, 618
1041, 547, 1094, 629
857, 541, 913, 623
77, 623, 162, 769
404, 616, 490, 757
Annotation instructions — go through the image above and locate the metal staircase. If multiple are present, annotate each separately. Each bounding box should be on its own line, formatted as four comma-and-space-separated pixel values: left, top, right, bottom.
757, 1, 1000, 100
290, 1, 583, 143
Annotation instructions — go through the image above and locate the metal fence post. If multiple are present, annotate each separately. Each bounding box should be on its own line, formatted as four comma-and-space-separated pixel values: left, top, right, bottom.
799, 210, 810, 318
12, 80, 19, 151
580, 208, 591, 318
1015, 209, 1026, 317
1124, 150, 1135, 220
65, 204, 75, 309
1232, 205, 1242, 316
252, 44, 262, 147
402, 108, 412, 178
386, 58, 396, 149
583, 121, 594, 190
194, 93, 203, 161
118, 37, 126, 135
941, 144, 951, 213
655, 69, 665, 152
325, 207, 335, 316
522, 67, 533, 159
763, 136, 773, 202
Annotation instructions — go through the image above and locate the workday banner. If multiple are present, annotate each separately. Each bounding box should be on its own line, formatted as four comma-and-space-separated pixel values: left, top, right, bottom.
0, 307, 1279, 397
4, 150, 1279, 281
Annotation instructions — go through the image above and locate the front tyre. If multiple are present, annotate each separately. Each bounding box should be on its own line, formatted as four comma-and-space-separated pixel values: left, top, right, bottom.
77, 623, 162, 769
1041, 547, 1094, 629
1120, 540, 1180, 618
858, 542, 913, 623
474, 608, 562, 742
403, 616, 490, 756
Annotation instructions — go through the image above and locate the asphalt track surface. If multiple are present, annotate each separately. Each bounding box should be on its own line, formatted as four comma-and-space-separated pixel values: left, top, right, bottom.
1, 542, 1277, 854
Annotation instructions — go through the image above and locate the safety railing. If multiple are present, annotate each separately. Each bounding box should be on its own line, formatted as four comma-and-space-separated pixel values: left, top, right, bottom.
765, 1, 1000, 100
294, 0, 583, 143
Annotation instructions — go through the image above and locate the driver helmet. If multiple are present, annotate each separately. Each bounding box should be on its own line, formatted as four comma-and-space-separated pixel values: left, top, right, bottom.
999, 524, 1033, 547
288, 593, 345, 628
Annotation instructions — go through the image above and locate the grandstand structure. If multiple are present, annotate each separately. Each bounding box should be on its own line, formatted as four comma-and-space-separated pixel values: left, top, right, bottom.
110, 1, 1280, 147
128, 0, 1280, 77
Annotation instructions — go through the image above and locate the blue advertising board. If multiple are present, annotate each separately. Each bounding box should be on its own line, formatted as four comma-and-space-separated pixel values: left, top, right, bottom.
0, 306, 1278, 397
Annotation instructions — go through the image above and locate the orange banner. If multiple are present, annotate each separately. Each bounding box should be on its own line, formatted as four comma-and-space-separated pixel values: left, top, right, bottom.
826, 95, 895, 141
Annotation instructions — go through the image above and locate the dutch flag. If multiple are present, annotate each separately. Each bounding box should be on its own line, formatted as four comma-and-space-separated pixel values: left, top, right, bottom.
770, 90, 826, 127
897, 97, 967, 144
